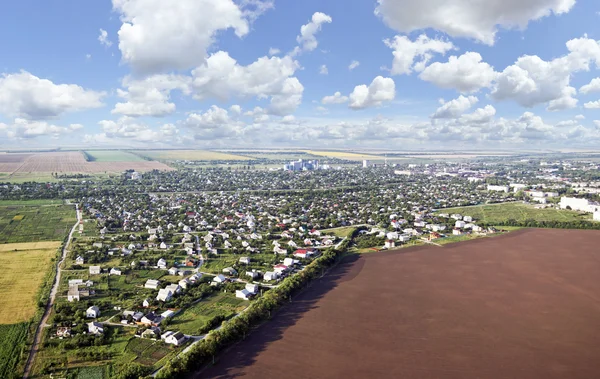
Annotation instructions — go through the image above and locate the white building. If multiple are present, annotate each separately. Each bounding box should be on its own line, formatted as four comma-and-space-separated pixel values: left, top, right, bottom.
264, 271, 279, 281
86, 306, 100, 318
236, 289, 253, 300
89, 266, 101, 275
559, 197, 600, 212
87, 322, 104, 335
487, 185, 509, 193
594, 211, 600, 221
455, 220, 466, 228
156, 289, 173, 302
363, 160, 369, 168
145, 279, 160, 290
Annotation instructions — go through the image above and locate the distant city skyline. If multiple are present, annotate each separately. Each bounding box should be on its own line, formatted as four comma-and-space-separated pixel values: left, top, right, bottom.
1, 0, 600, 149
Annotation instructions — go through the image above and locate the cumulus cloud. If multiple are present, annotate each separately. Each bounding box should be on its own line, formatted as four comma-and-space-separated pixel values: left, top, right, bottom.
375, 0, 575, 45
431, 95, 478, 119
319, 65, 328, 75
184, 105, 243, 140
191, 51, 303, 116
594, 120, 600, 128
112, 74, 191, 117
419, 52, 497, 93
113, 0, 250, 74
580, 77, 600, 94
0, 71, 104, 120
575, 114, 585, 120
0, 118, 82, 139
295, 12, 332, 53
459, 105, 496, 124
268, 47, 281, 56
384, 34, 455, 75
322, 91, 349, 105
584, 100, 600, 109
349, 76, 396, 109
348, 60, 360, 71
98, 29, 112, 47
98, 116, 179, 142
492, 36, 600, 110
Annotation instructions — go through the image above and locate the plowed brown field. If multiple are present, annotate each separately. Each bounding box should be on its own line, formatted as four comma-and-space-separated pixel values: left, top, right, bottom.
200, 229, 600, 379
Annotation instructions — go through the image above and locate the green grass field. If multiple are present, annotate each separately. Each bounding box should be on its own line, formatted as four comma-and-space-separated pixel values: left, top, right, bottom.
321, 226, 356, 238
85, 151, 146, 162
0, 323, 28, 379
436, 202, 590, 224
135, 150, 251, 161
0, 199, 64, 206
0, 204, 76, 243
170, 293, 247, 335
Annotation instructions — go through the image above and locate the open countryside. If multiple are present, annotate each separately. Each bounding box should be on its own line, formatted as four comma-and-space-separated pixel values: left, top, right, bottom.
201, 229, 600, 379
0, 242, 61, 323
0, 203, 76, 243
136, 150, 251, 161
84, 151, 146, 162
437, 202, 592, 224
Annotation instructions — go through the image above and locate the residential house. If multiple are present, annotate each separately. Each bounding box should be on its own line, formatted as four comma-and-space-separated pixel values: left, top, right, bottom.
162, 331, 186, 346
246, 270, 260, 280
75, 256, 85, 265
452, 229, 462, 236
141, 312, 162, 326
239, 257, 251, 265
263, 271, 279, 281
145, 279, 160, 290
455, 220, 466, 228
110, 268, 122, 276
157, 258, 167, 269
463, 216, 473, 222
142, 298, 151, 307
87, 322, 104, 335
160, 242, 167, 249
86, 306, 100, 318
89, 266, 101, 275
56, 327, 71, 337
273, 264, 289, 274
156, 289, 173, 302
236, 289, 253, 300
283, 257, 296, 267
212, 274, 227, 285
223, 267, 238, 276
293, 249, 316, 259
178, 278, 190, 289
245, 283, 259, 294
168, 267, 179, 276
189, 273, 203, 283
165, 284, 181, 294
385, 240, 396, 249
141, 326, 161, 339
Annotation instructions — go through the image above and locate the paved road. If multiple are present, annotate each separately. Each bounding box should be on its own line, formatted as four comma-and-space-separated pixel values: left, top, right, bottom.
23, 203, 81, 379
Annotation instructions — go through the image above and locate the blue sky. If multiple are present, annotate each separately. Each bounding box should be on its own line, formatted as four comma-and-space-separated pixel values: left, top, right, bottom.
1, 0, 600, 150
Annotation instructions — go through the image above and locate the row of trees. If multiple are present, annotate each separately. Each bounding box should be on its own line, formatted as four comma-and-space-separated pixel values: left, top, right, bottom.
482, 219, 600, 230
154, 230, 357, 379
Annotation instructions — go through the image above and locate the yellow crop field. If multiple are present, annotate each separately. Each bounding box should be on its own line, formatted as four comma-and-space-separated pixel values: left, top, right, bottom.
304, 150, 383, 160
0, 242, 60, 323
138, 150, 250, 161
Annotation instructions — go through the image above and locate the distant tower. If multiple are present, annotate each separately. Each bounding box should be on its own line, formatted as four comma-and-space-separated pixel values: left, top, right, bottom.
363, 160, 369, 168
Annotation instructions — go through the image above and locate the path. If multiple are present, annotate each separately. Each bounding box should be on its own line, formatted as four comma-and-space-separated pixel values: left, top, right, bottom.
23, 203, 81, 379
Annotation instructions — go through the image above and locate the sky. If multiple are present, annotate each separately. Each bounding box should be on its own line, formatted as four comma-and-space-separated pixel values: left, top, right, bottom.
1, 0, 600, 150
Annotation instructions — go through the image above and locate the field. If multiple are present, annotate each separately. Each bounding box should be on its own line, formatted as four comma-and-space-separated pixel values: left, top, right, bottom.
0, 151, 173, 179
320, 226, 356, 238
436, 202, 591, 223
200, 229, 600, 379
0, 323, 29, 378
0, 242, 61, 323
135, 150, 251, 161
0, 203, 76, 243
171, 293, 248, 335
303, 150, 384, 160
84, 150, 146, 162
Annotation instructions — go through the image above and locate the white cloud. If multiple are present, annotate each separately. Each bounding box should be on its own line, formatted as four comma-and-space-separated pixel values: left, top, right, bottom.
584, 100, 600, 109
459, 105, 496, 124
0, 118, 80, 139
322, 91, 349, 105
580, 77, 600, 94
229, 104, 242, 114
594, 120, 600, 128
112, 74, 191, 117
268, 47, 281, 56
191, 51, 303, 116
348, 60, 360, 71
184, 105, 243, 140
295, 12, 332, 53
431, 95, 478, 119
349, 76, 396, 109
113, 0, 250, 74
281, 115, 298, 124
555, 119, 578, 127
98, 29, 112, 47
384, 34, 454, 75
493, 36, 600, 110
86, 54, 92, 60
99, 116, 179, 142
0, 71, 104, 120
375, 0, 575, 45
419, 52, 497, 93
319, 65, 329, 75
575, 114, 585, 120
